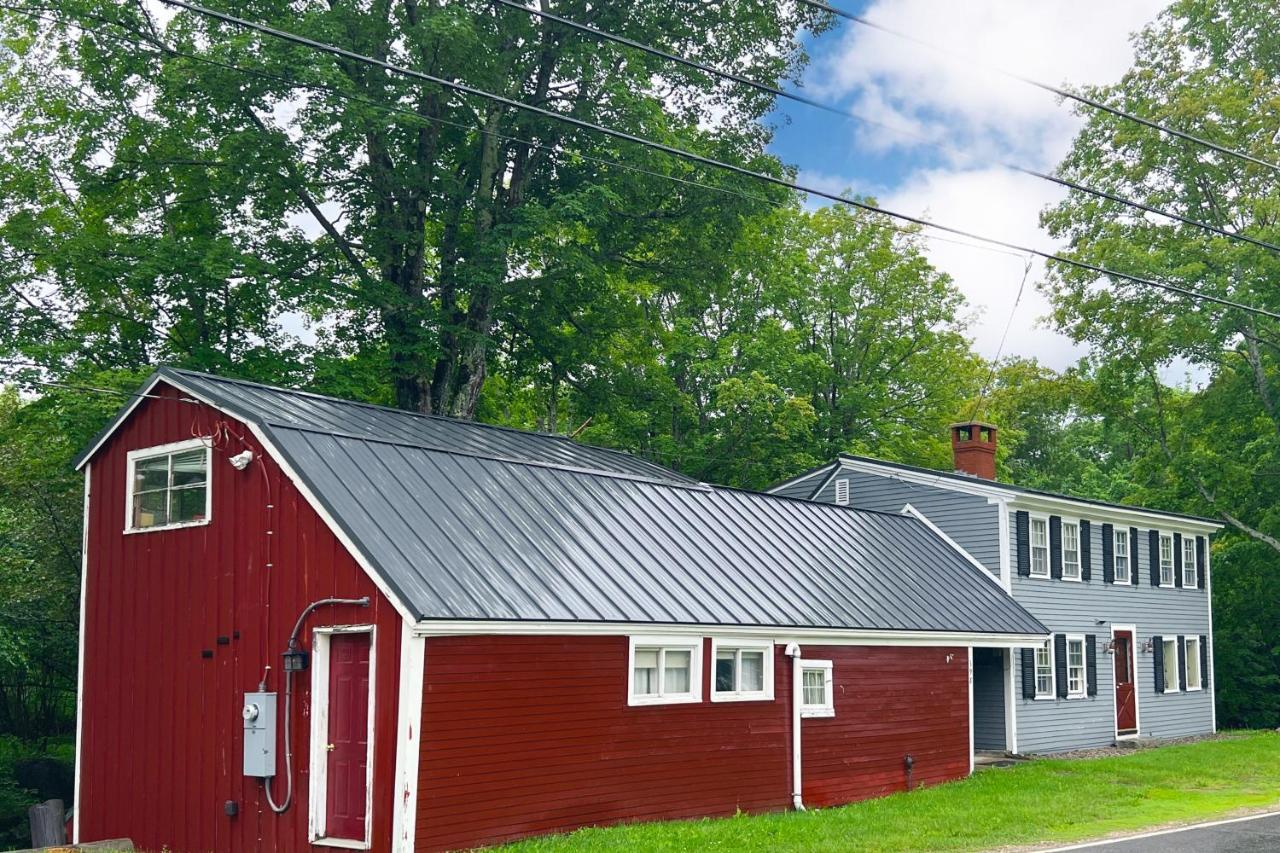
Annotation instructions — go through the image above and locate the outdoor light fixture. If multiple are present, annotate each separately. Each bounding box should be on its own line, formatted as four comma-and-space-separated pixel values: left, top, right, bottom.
282, 639, 309, 672
1141, 638, 1155, 654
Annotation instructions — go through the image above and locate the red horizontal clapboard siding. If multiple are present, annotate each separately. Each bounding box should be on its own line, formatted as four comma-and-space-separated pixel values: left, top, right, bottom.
416, 637, 971, 851
78, 382, 402, 852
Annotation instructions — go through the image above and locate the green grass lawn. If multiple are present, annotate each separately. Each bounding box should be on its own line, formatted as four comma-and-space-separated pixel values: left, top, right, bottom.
502, 731, 1280, 852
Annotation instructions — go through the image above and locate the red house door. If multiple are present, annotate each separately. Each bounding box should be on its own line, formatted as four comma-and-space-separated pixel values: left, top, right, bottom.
325, 632, 371, 842
1113, 631, 1137, 736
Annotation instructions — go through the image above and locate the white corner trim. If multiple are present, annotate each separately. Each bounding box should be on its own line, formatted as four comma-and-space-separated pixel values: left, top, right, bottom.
1003, 648, 1018, 755
901, 503, 996, 579
392, 621, 426, 853
994, 498, 1012, 592
967, 647, 975, 775
72, 464, 90, 845
627, 635, 703, 706
1206, 543, 1217, 732
123, 438, 213, 534
709, 636, 776, 702
309, 625, 377, 850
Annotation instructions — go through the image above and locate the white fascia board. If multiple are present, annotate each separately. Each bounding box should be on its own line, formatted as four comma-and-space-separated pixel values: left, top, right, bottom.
1007, 494, 1223, 534
74, 374, 165, 470
766, 462, 837, 496
412, 620, 1047, 649
837, 457, 1018, 500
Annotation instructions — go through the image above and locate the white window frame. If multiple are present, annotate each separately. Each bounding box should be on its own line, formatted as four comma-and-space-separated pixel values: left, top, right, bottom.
627, 635, 703, 706
124, 438, 213, 534
799, 659, 835, 718
1185, 637, 1202, 691
1159, 533, 1175, 587
1182, 537, 1197, 588
309, 624, 377, 850
1061, 520, 1081, 581
1065, 634, 1087, 699
1029, 515, 1050, 578
710, 637, 774, 702
1162, 638, 1180, 693
1113, 528, 1131, 584
1033, 640, 1055, 700
834, 478, 849, 505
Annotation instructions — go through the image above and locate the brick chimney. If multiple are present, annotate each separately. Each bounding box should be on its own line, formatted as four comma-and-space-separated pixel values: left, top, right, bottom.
949, 421, 997, 480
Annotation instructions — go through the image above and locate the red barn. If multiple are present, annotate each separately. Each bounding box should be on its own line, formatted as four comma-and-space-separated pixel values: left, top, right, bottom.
72, 368, 1046, 852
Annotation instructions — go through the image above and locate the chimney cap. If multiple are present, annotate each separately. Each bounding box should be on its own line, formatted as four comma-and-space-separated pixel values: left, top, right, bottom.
948, 421, 998, 431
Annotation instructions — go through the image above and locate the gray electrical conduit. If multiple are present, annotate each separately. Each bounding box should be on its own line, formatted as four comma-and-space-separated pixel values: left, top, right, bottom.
262, 596, 371, 814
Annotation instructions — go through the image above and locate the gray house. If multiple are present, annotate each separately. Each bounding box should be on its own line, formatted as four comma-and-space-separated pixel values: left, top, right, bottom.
771, 422, 1222, 754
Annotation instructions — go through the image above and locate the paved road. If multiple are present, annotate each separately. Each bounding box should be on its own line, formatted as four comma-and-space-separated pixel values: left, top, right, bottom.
1051, 812, 1280, 852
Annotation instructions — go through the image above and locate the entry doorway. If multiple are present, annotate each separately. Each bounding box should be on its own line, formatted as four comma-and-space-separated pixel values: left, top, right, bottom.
309, 626, 375, 847
1112, 627, 1138, 738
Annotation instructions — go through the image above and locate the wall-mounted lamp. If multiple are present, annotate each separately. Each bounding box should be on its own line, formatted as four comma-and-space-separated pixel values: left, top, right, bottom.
1141, 638, 1154, 654
1101, 639, 1119, 655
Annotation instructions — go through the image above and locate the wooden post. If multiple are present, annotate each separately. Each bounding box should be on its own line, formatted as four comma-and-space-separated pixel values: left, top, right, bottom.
28, 798, 66, 847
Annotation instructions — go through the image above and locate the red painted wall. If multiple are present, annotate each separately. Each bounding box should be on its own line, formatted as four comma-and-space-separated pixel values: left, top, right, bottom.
417, 637, 970, 851
78, 382, 404, 852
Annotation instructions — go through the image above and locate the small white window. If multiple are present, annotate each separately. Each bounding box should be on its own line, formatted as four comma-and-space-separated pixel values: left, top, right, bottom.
1185, 637, 1202, 691
1066, 636, 1086, 698
711, 638, 774, 702
834, 478, 849, 506
1034, 641, 1054, 699
1030, 518, 1049, 577
1114, 528, 1130, 584
799, 660, 834, 718
1182, 538, 1197, 587
1159, 534, 1175, 586
125, 439, 212, 532
1062, 521, 1081, 580
1162, 638, 1179, 692
628, 636, 702, 706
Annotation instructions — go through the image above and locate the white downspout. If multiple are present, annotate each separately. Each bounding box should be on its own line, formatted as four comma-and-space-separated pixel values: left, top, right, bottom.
786, 642, 804, 811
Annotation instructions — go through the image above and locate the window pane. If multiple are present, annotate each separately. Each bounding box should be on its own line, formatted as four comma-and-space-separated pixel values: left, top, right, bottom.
1163, 641, 1178, 688
715, 650, 736, 692
739, 651, 764, 692
802, 669, 825, 706
633, 649, 658, 695
134, 456, 169, 492
170, 449, 207, 486
1187, 642, 1200, 688
132, 489, 169, 528
664, 649, 691, 694
169, 485, 207, 523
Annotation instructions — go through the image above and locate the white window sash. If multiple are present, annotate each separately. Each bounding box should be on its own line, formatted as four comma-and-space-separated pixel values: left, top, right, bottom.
1066, 637, 1086, 698
799, 659, 835, 718
124, 439, 213, 534
710, 637, 775, 702
1185, 638, 1202, 691
1034, 642, 1054, 699
1162, 640, 1180, 692
628, 636, 703, 706
1062, 522, 1081, 580
1030, 517, 1050, 577
1114, 530, 1131, 583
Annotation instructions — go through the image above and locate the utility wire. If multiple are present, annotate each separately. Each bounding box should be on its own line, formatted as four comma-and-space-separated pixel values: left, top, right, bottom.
153, 0, 1280, 322
795, 0, 1280, 177
490, 0, 1280, 256
968, 257, 1032, 422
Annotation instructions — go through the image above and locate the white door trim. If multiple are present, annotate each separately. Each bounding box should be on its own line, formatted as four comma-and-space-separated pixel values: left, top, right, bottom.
391, 621, 426, 853
1111, 623, 1140, 741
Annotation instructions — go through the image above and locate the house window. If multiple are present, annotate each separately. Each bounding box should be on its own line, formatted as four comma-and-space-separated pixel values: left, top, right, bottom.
1062, 521, 1081, 580
1030, 518, 1049, 577
126, 439, 211, 532
799, 660, 834, 718
711, 638, 774, 701
1182, 537, 1197, 587
834, 478, 849, 506
1114, 528, 1130, 584
629, 637, 702, 706
1066, 636, 1086, 698
1185, 637, 1202, 690
1162, 638, 1179, 692
1034, 641, 1054, 698
1159, 534, 1175, 586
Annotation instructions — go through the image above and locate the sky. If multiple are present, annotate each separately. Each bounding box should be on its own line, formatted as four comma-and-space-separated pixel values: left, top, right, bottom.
766, 0, 1170, 370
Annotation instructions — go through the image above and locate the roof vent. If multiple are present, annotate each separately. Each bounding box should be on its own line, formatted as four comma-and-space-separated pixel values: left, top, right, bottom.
834, 478, 849, 505
949, 422, 997, 480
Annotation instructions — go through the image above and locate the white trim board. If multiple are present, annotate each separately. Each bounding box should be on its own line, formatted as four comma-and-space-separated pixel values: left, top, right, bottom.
901, 503, 997, 579
72, 464, 90, 845
765, 462, 837, 497
391, 621, 425, 853
1111, 623, 1142, 742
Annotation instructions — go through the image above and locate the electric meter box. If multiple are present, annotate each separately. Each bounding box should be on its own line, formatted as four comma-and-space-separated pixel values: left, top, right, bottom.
242, 691, 277, 778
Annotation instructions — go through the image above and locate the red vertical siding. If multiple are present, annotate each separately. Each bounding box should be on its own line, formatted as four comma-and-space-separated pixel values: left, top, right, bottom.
78, 383, 403, 852
416, 637, 971, 852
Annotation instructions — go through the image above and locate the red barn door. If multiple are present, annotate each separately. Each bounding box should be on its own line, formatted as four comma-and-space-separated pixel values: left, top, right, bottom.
323, 631, 372, 842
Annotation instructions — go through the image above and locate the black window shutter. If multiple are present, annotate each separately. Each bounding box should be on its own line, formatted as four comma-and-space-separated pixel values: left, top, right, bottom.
1049, 516, 1063, 579
1201, 635, 1210, 688
1174, 532, 1183, 588
1101, 522, 1115, 583
1080, 520, 1092, 581
1020, 648, 1036, 699
1054, 634, 1068, 698
1016, 511, 1030, 576
1130, 527, 1140, 588
1148, 529, 1160, 586
1085, 634, 1097, 696
1196, 536, 1207, 589
1152, 635, 1165, 693
1177, 635, 1187, 690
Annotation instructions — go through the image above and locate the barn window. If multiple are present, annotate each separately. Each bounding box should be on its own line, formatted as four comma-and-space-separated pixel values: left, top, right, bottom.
1066, 636, 1086, 698
1114, 528, 1130, 584
1182, 537, 1197, 588
1159, 534, 1175, 586
710, 638, 773, 702
1030, 517, 1049, 577
1185, 637, 1202, 691
628, 636, 702, 706
1061, 521, 1081, 580
1162, 638, 1179, 692
125, 439, 211, 532
799, 660, 834, 718
1034, 641, 1054, 698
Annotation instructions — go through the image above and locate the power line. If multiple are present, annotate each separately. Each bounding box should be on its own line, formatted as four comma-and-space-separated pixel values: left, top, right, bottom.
154, 0, 1280, 322
795, 0, 1280, 177
490, 0, 1280, 257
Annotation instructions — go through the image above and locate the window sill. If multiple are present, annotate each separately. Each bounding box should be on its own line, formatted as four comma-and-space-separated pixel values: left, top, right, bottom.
1032, 695, 1055, 702
800, 707, 834, 718
710, 691, 774, 703
628, 693, 701, 707
1162, 688, 1180, 695
1029, 572, 1051, 580
1113, 579, 1131, 586
123, 518, 211, 535
1158, 583, 1177, 589
1061, 575, 1082, 583
1067, 692, 1088, 700
1186, 686, 1204, 692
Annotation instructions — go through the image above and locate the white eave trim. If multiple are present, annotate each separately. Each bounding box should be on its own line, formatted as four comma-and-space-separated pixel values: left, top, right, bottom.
901, 503, 995, 578
74, 373, 166, 470
766, 462, 838, 497
412, 620, 1047, 649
